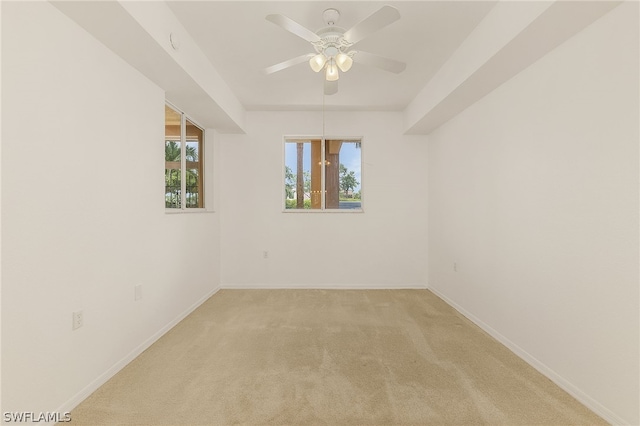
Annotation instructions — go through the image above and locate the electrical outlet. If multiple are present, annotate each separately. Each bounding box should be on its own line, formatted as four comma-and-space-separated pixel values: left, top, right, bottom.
263, 250, 268, 259
72, 310, 83, 330
135, 285, 143, 301
453, 262, 457, 272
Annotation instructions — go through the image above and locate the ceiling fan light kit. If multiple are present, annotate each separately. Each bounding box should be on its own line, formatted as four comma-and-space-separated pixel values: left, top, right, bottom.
309, 53, 327, 72
310, 45, 348, 77
325, 59, 339, 81
335, 52, 353, 72
265, 5, 406, 94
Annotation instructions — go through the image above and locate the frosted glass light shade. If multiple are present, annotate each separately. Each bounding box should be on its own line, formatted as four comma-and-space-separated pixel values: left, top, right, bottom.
335, 53, 353, 72
309, 54, 327, 72
325, 59, 339, 81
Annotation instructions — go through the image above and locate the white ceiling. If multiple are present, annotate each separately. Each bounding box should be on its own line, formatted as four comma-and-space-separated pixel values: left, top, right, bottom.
53, 0, 620, 132
166, 1, 497, 111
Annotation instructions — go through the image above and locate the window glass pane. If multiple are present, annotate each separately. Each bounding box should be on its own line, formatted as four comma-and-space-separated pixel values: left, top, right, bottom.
165, 105, 181, 209
284, 138, 361, 210
185, 120, 204, 208
284, 140, 321, 209
335, 140, 362, 209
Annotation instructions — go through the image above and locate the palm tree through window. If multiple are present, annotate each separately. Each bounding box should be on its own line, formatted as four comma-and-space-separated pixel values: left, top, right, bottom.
165, 104, 204, 209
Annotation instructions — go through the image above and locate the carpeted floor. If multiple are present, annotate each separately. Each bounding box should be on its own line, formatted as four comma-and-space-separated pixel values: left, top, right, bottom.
67, 289, 606, 425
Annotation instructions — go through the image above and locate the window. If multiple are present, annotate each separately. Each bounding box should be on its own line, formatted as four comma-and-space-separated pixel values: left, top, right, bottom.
284, 138, 362, 211
165, 104, 204, 209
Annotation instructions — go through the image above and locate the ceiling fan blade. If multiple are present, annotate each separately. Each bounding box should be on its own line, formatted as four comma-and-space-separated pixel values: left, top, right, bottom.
343, 5, 400, 45
324, 80, 338, 96
266, 14, 321, 43
352, 51, 406, 74
264, 54, 314, 75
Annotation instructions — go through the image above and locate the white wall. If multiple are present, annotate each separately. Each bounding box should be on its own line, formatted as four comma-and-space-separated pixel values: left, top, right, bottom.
427, 3, 639, 424
1, 1, 220, 416
219, 111, 428, 288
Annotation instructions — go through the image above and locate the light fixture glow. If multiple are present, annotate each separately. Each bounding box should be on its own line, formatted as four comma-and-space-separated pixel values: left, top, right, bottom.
309, 54, 327, 72
335, 52, 353, 72
325, 59, 339, 81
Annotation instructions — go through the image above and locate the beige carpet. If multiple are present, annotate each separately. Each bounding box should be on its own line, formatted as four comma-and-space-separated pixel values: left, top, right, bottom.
67, 289, 605, 425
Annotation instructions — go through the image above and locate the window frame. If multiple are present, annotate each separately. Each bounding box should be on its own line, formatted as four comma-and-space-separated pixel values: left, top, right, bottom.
165, 102, 206, 212
282, 135, 364, 213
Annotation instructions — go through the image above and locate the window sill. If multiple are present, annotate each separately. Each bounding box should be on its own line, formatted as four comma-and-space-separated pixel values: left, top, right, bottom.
282, 208, 364, 214
165, 208, 215, 215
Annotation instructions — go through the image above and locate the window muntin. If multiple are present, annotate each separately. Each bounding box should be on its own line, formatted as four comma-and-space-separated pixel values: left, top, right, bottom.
165, 104, 205, 209
185, 120, 204, 208
284, 138, 361, 211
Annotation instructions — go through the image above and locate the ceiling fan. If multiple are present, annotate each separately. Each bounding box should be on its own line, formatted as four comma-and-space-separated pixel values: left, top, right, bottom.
264, 5, 406, 95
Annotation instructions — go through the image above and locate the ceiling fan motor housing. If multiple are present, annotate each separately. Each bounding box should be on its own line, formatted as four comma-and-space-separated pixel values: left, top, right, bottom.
313, 27, 352, 57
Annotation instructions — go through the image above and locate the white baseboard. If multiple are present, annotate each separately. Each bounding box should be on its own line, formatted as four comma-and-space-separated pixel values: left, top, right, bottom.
52, 286, 220, 421
220, 283, 428, 290
428, 286, 628, 426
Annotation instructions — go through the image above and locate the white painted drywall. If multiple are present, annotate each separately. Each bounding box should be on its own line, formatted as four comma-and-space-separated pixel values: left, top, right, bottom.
1, 1, 220, 415
427, 3, 639, 424
404, 1, 552, 132
118, 1, 245, 132
219, 111, 428, 288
